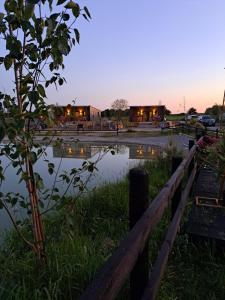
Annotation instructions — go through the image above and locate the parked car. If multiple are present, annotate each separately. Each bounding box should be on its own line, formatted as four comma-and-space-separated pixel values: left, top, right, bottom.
199, 115, 216, 127
186, 114, 198, 121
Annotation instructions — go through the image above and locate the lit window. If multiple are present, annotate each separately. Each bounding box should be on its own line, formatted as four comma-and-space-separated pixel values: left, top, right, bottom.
68, 147, 73, 154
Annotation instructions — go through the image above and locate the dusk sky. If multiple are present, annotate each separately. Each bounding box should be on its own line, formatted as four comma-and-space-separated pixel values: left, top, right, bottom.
1, 0, 225, 112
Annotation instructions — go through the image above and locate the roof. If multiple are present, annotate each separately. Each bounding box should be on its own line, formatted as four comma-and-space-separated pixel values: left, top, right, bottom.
130, 105, 165, 108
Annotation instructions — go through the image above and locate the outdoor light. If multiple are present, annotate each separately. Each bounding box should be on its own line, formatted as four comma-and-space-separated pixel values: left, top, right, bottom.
137, 147, 143, 155
68, 147, 73, 154
67, 109, 71, 116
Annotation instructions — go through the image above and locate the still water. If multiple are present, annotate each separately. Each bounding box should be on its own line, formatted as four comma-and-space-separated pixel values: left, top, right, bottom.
0, 142, 161, 230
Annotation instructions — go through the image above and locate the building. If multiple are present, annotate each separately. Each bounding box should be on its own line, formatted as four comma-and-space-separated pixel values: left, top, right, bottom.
129, 105, 165, 122
54, 105, 101, 122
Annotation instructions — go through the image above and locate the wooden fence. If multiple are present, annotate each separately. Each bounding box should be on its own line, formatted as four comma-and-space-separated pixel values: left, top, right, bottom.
80, 140, 197, 300
177, 123, 220, 139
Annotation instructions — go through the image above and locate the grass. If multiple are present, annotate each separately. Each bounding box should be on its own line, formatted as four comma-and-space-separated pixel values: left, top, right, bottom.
0, 158, 170, 300
0, 156, 225, 299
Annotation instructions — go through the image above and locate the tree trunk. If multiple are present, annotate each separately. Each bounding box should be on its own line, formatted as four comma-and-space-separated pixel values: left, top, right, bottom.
25, 156, 46, 264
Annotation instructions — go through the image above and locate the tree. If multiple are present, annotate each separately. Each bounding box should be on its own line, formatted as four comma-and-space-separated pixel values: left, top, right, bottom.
111, 99, 129, 111
187, 107, 197, 115
165, 108, 171, 115
111, 99, 128, 134
205, 104, 221, 117
0, 0, 91, 264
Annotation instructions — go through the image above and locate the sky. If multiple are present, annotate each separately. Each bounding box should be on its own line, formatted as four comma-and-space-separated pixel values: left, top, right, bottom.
1, 0, 225, 113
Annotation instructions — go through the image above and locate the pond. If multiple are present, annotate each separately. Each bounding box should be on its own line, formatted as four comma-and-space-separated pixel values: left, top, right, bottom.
0, 142, 162, 230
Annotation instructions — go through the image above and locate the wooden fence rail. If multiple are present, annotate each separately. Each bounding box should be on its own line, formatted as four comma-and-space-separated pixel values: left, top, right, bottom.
142, 164, 197, 299
80, 144, 197, 300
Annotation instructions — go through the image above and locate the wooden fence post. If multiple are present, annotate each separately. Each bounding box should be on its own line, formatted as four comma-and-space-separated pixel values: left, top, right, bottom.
129, 168, 149, 300
188, 140, 195, 177
171, 157, 183, 219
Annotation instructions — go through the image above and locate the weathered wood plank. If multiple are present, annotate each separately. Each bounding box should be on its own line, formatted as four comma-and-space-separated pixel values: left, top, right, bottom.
186, 167, 225, 241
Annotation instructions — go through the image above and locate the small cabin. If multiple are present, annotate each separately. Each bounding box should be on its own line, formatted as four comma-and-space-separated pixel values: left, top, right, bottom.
54, 105, 101, 122
129, 105, 165, 122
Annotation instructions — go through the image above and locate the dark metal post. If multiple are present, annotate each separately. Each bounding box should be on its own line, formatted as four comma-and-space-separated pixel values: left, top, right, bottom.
129, 168, 149, 300
171, 157, 183, 219
216, 128, 219, 138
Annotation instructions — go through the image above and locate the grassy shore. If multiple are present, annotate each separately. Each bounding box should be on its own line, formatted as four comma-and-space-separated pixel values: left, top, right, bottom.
0, 156, 225, 299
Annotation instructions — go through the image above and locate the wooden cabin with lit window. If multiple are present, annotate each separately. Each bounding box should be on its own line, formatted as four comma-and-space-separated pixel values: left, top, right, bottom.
129, 105, 165, 122
55, 105, 101, 122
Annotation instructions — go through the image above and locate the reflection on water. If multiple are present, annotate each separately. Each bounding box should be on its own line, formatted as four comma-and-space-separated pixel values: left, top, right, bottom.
129, 144, 161, 160
53, 143, 161, 160
53, 142, 101, 159
0, 142, 161, 230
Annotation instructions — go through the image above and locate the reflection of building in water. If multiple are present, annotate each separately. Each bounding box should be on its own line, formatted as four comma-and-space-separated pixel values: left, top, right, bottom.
129, 144, 161, 160
110, 144, 127, 155
53, 143, 100, 159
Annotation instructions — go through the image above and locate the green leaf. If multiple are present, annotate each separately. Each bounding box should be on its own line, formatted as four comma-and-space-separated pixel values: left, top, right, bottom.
84, 6, 91, 19
37, 84, 46, 98
72, 5, 80, 18
65, 1, 79, 10
7, 127, 16, 141
28, 91, 39, 104
50, 13, 60, 20
4, 55, 13, 70
82, 13, 89, 21
62, 13, 70, 21
4, 0, 17, 13
48, 162, 54, 169
19, 200, 27, 208
74, 28, 80, 43
30, 151, 37, 164
24, 3, 35, 20
58, 37, 70, 55
57, 0, 67, 5
58, 78, 64, 86
26, 0, 40, 4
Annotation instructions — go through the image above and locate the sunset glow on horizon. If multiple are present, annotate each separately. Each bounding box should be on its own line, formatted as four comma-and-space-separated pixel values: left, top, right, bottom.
1, 0, 225, 113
